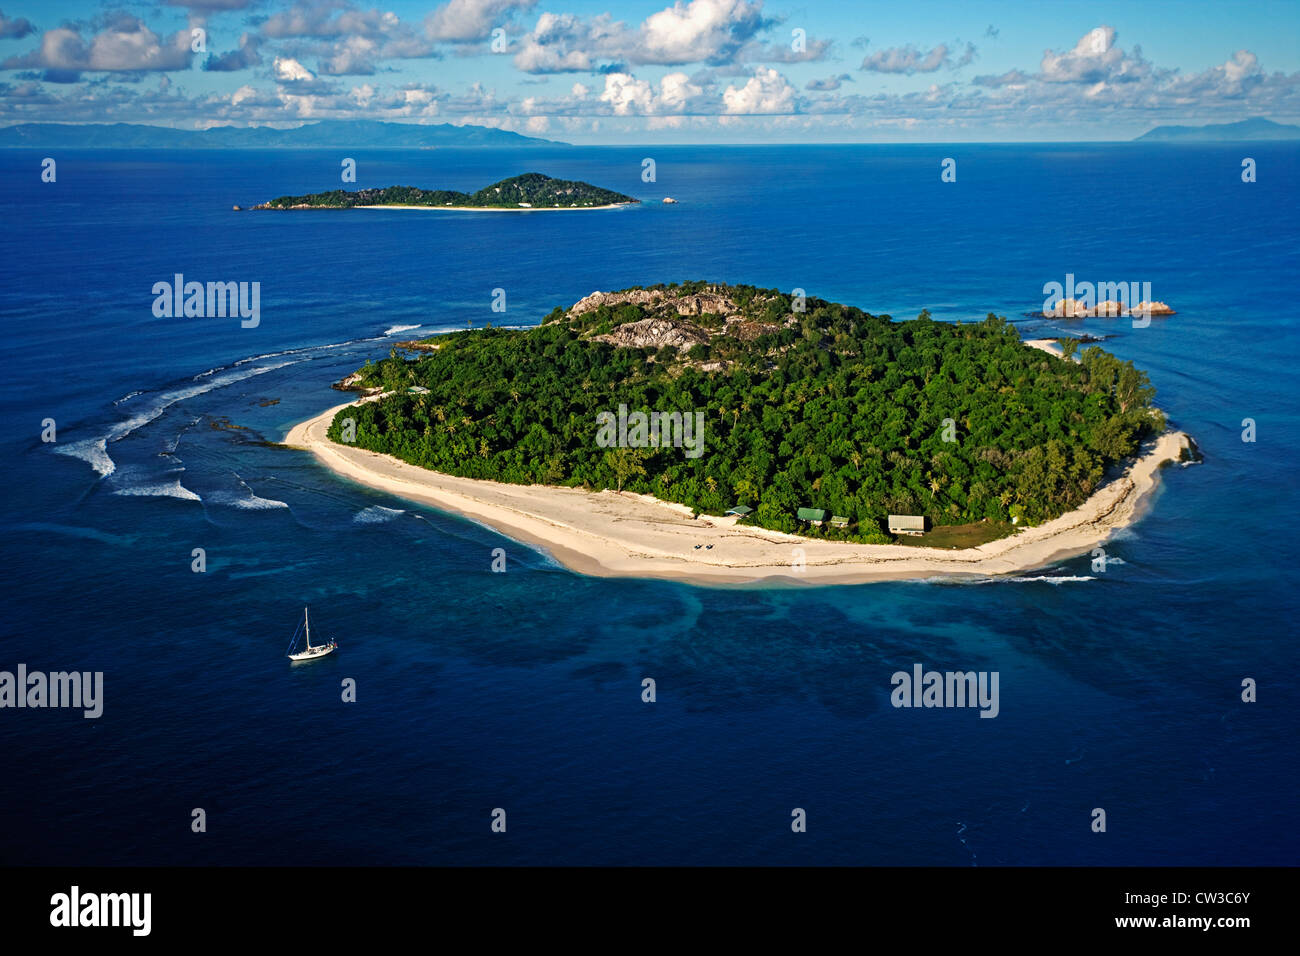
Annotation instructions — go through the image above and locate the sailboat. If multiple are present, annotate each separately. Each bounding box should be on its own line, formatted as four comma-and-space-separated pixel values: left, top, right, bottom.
286, 606, 338, 662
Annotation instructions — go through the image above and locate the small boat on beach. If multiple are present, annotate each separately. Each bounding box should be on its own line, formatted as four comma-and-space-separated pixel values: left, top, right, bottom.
286, 606, 337, 662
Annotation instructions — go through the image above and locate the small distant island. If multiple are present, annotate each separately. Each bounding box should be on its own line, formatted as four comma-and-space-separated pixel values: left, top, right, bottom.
1134, 117, 1300, 142
253, 173, 638, 211
284, 282, 1196, 584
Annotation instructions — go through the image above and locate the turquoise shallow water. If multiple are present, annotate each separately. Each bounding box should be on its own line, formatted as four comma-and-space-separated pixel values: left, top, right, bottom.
0, 144, 1296, 864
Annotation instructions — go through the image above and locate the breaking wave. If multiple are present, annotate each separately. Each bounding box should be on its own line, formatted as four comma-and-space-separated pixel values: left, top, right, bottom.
353, 505, 405, 524
1004, 574, 1097, 584
55, 361, 292, 478
56, 437, 116, 477
925, 572, 1099, 586
209, 490, 289, 510
112, 479, 201, 502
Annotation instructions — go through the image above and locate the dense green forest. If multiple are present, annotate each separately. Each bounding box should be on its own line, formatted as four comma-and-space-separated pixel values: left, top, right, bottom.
257, 173, 637, 209
327, 282, 1164, 543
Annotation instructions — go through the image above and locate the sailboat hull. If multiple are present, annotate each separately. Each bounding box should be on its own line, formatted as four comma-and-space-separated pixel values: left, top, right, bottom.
288, 643, 337, 662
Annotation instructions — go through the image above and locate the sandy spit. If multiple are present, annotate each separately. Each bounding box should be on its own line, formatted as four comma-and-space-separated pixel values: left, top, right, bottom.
284, 398, 1193, 587
355, 203, 637, 212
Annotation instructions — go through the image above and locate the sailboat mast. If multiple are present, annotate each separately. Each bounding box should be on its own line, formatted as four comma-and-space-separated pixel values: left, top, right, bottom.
305, 606, 311, 649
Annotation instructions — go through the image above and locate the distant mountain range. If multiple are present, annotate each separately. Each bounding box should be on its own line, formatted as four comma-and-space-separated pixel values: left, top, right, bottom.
8, 116, 1294, 149
0, 120, 562, 149
1134, 117, 1300, 142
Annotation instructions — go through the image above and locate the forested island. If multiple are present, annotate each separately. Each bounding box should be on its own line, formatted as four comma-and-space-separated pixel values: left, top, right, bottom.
327, 283, 1168, 545
254, 173, 637, 210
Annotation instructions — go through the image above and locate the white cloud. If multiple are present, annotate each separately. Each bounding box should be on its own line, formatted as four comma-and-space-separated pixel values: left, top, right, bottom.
591, 70, 709, 115
600, 72, 654, 114
806, 73, 851, 91
1222, 49, 1259, 85
8, 14, 1300, 143
511, 0, 771, 74
640, 0, 764, 64
274, 57, 317, 82
227, 84, 282, 109
164, 0, 253, 9
972, 68, 1031, 89
426, 0, 537, 43
259, 3, 435, 74
321, 36, 379, 75
2, 16, 194, 74
26, 28, 88, 71
861, 43, 960, 75
1163, 49, 1264, 99
659, 71, 703, 110
90, 19, 191, 71
1040, 26, 1148, 84
0, 10, 36, 39
264, 3, 401, 40
511, 12, 622, 73
722, 66, 795, 113
205, 32, 263, 72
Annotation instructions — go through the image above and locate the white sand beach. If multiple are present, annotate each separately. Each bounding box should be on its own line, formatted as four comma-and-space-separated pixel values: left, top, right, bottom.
356, 203, 637, 212
1024, 338, 1066, 358
284, 399, 1193, 586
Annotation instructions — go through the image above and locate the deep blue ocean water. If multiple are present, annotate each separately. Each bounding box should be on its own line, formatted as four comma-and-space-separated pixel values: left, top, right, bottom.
0, 144, 1296, 865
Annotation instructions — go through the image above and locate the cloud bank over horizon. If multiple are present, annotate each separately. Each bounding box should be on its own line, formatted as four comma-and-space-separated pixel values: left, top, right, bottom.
0, 0, 1297, 142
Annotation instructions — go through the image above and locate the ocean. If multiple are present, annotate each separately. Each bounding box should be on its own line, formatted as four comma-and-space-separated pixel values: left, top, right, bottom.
0, 143, 1296, 865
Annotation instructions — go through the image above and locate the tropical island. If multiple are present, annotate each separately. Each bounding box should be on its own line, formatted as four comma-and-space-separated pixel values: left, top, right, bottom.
285, 282, 1194, 584
253, 172, 638, 210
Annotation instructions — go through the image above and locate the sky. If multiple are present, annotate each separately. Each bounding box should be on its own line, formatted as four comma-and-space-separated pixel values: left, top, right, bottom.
0, 0, 1297, 143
